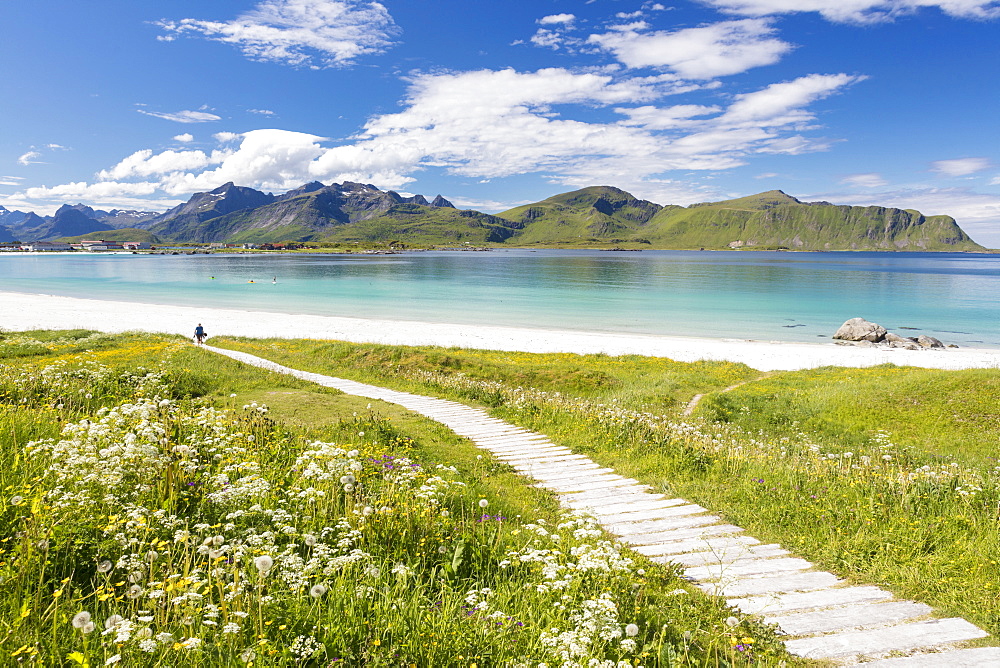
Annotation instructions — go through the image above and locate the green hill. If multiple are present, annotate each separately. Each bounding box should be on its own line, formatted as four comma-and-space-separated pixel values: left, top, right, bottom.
497, 186, 666, 244
636, 190, 982, 251
57, 228, 161, 243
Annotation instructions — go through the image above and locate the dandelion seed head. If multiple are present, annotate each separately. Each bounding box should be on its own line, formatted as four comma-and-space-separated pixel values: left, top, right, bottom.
625, 623, 639, 637
309, 584, 328, 598
726, 616, 740, 627
105, 614, 125, 630
254, 555, 274, 573
97, 560, 113, 573
478, 499, 489, 508
9, 495, 23, 506
72, 611, 92, 628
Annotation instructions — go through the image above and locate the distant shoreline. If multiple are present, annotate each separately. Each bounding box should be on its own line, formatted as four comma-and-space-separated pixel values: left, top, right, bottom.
2, 291, 998, 372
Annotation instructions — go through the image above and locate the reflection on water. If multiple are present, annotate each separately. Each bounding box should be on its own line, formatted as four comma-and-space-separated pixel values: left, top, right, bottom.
2, 250, 998, 347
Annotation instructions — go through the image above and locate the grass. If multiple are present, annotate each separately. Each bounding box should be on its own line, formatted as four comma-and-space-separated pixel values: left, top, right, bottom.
697, 364, 1000, 466
209, 335, 1000, 644
0, 331, 797, 666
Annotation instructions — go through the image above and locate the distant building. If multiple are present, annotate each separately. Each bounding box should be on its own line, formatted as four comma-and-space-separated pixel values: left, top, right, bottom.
22, 241, 74, 251
122, 241, 151, 250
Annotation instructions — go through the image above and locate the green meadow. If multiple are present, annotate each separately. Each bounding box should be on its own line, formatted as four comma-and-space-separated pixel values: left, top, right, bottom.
211, 337, 1000, 642
0, 331, 796, 667
2, 330, 997, 665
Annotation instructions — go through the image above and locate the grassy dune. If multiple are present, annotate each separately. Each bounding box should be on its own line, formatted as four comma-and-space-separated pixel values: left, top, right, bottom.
0, 331, 794, 666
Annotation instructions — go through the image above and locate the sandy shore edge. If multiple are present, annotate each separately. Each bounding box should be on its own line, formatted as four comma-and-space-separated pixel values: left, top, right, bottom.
2, 291, 998, 372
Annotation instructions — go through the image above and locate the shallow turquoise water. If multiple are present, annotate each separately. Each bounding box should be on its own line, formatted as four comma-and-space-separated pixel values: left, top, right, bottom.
2, 249, 998, 348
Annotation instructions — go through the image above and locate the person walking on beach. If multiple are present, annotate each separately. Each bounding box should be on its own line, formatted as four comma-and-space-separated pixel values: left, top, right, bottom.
194, 323, 206, 345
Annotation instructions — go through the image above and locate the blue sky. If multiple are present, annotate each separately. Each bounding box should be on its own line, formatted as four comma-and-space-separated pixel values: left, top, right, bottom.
2, 0, 999, 244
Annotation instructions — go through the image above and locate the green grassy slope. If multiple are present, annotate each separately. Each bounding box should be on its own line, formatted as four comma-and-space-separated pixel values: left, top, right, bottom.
56, 228, 161, 243
319, 205, 522, 245
640, 191, 983, 251
498, 186, 665, 244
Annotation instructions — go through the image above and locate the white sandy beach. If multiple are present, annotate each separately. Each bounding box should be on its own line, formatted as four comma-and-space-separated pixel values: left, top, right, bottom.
2, 291, 998, 372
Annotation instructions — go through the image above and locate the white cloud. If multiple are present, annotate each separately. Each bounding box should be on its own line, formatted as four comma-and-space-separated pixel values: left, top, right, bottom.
991, 175, 1000, 185
173, 133, 195, 142
616, 10, 645, 19
588, 19, 792, 79
97, 149, 225, 181
841, 172, 888, 188
24, 181, 161, 200
214, 132, 244, 143
719, 73, 863, 126
755, 172, 779, 178
616, 104, 723, 129
46, 143, 68, 150
156, 0, 399, 68
161, 129, 330, 194
531, 29, 565, 49
698, 0, 1000, 22
931, 157, 991, 177
138, 109, 222, 123
16, 66, 861, 212
539, 13, 576, 25
249, 108, 276, 115
17, 151, 42, 166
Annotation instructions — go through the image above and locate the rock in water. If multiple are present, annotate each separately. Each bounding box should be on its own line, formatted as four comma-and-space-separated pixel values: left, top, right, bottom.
833, 318, 887, 342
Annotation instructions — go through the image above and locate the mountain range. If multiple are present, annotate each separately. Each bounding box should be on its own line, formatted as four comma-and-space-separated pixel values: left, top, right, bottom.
0, 183, 985, 252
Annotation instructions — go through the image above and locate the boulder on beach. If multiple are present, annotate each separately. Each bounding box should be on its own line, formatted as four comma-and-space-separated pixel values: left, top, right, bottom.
917, 334, 945, 349
885, 332, 921, 350
833, 318, 887, 342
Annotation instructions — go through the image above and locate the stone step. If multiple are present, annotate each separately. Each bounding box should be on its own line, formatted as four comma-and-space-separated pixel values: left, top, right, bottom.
664, 544, 788, 568
472, 435, 543, 444
494, 453, 590, 466
632, 534, 760, 557
562, 494, 667, 510
514, 463, 606, 477
528, 468, 618, 482
496, 452, 589, 463
540, 478, 646, 493
784, 618, 988, 660
729, 585, 895, 616
476, 435, 550, 445
699, 571, 842, 598
620, 523, 742, 546
594, 503, 711, 524
574, 498, 689, 515
536, 475, 632, 488
606, 512, 717, 536
768, 600, 932, 636
860, 646, 1000, 667
491, 446, 567, 457
684, 557, 813, 581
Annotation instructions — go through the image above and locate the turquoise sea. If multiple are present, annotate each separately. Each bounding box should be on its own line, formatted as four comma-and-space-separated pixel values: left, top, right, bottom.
2, 250, 999, 348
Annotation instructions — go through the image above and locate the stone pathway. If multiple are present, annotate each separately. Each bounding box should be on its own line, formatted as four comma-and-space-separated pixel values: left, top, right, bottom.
206, 346, 998, 666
